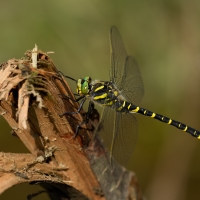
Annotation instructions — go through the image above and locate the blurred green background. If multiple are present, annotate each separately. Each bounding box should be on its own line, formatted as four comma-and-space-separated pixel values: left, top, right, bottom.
1, 0, 200, 199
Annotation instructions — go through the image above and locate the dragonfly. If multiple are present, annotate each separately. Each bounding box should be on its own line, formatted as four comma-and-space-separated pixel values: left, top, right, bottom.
61, 26, 200, 165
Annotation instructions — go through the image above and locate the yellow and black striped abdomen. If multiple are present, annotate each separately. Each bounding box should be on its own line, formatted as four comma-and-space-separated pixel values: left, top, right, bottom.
128, 104, 200, 139
90, 82, 200, 139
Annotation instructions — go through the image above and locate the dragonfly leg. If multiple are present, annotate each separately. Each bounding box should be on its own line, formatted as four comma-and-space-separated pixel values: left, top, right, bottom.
59, 96, 86, 116
58, 72, 93, 136
58, 93, 84, 102
58, 71, 77, 82
74, 101, 94, 137
60, 95, 94, 137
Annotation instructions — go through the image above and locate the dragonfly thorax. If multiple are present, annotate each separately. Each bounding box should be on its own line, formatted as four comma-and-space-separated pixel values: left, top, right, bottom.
88, 81, 121, 106
77, 76, 92, 95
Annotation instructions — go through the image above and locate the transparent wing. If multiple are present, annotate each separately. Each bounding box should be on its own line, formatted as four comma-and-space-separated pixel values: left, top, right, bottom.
97, 107, 138, 165
110, 26, 128, 87
112, 112, 138, 165
121, 56, 144, 105
96, 27, 143, 165
97, 107, 115, 152
110, 26, 144, 105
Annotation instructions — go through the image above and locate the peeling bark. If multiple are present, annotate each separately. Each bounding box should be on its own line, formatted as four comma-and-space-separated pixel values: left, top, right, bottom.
0, 49, 142, 200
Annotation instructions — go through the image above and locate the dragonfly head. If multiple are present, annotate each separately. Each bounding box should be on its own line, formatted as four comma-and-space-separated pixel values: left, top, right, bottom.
77, 77, 91, 95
